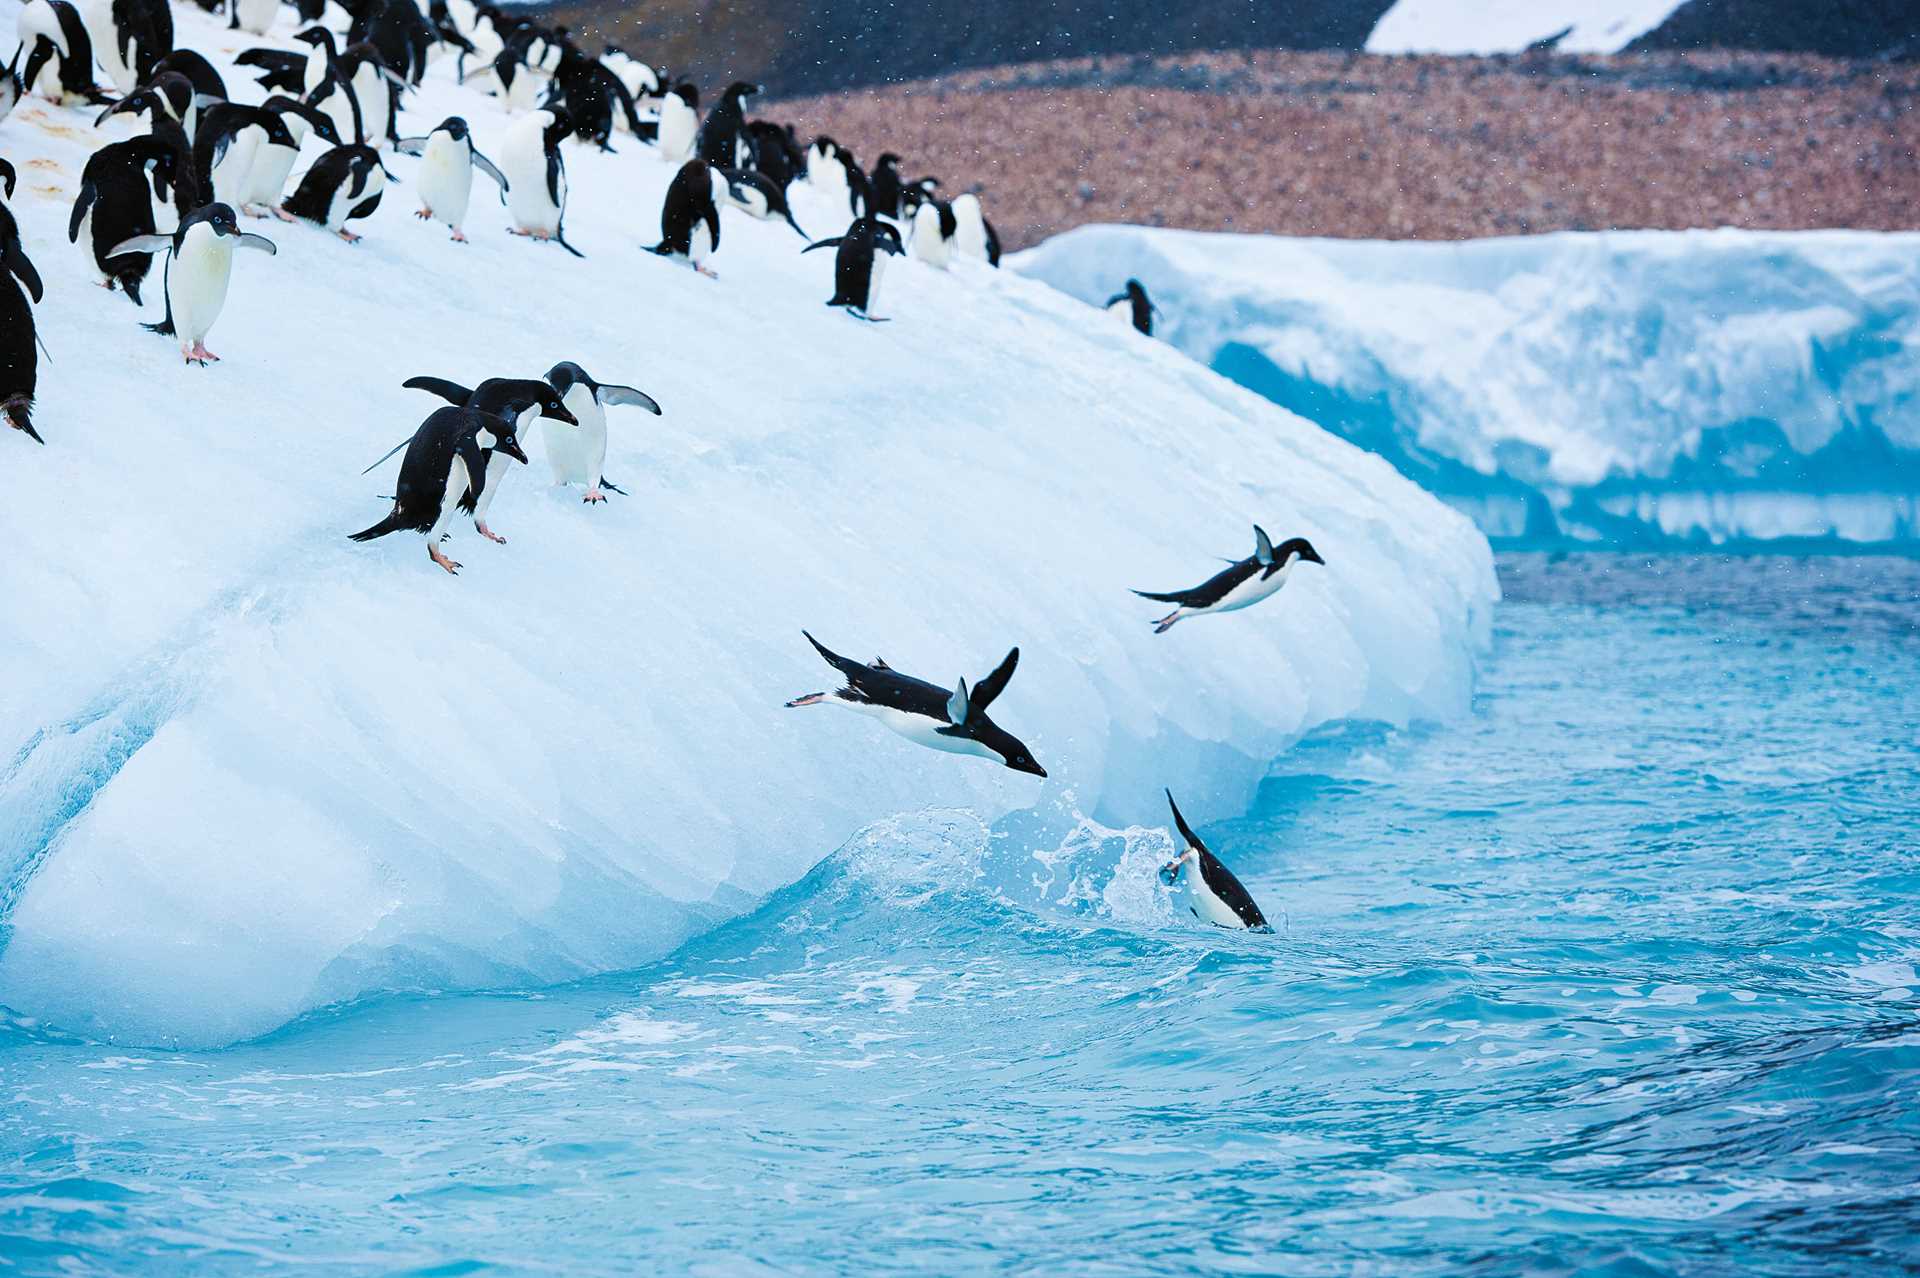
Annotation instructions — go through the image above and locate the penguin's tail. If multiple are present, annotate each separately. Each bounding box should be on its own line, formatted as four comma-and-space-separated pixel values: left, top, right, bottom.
1130, 588, 1185, 604
554, 223, 586, 258
350, 511, 406, 542
141, 316, 175, 336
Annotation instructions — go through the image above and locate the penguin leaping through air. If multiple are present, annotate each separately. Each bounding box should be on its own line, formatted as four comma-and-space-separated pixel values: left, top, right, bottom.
1160, 791, 1269, 931
1132, 525, 1325, 635
543, 361, 661, 503
395, 116, 508, 242
109, 202, 275, 365
1105, 278, 1159, 336
787, 633, 1047, 777
350, 406, 531, 575
803, 216, 903, 322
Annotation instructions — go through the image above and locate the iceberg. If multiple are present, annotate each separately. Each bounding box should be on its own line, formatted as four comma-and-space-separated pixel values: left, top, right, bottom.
0, 6, 1492, 1046
1015, 225, 1920, 548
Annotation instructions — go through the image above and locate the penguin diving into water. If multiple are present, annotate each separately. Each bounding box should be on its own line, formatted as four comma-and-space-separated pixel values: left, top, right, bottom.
787, 633, 1047, 777
543, 360, 660, 503
394, 116, 508, 242
1160, 791, 1269, 931
109, 202, 275, 365
803, 216, 903, 321
1106, 279, 1159, 336
1133, 525, 1325, 635
350, 406, 531, 575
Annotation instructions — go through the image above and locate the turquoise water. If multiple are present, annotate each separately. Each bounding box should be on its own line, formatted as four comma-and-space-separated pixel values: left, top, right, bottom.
3, 554, 1918, 1276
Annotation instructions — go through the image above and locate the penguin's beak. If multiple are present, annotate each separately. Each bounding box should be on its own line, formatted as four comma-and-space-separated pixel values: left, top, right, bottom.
1305, 547, 1326, 565
1008, 757, 1048, 778
500, 438, 529, 464
1159, 860, 1182, 886
543, 404, 577, 426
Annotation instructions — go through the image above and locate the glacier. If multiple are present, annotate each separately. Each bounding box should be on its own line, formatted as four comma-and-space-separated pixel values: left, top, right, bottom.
0, 5, 1493, 1046
1365, 0, 1691, 55
1015, 226, 1920, 548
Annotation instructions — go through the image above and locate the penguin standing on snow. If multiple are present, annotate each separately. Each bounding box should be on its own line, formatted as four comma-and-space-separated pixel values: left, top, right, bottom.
499, 107, 582, 255
233, 95, 342, 218
0, 47, 23, 124
869, 152, 903, 219
651, 158, 719, 276
543, 360, 660, 503
1133, 525, 1325, 634
1, 164, 46, 443
909, 197, 955, 270
1160, 792, 1269, 931
69, 132, 186, 303
282, 142, 388, 242
787, 633, 1047, 777
350, 407, 531, 575
694, 80, 757, 169
803, 216, 903, 321
381, 375, 577, 543
1105, 279, 1159, 336
951, 192, 1000, 265
716, 168, 805, 239
655, 81, 697, 162
80, 0, 171, 94
17, 0, 107, 104
110, 202, 275, 365
395, 116, 508, 241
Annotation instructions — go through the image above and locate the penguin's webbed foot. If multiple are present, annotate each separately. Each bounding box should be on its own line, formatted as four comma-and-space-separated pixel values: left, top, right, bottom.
785, 693, 827, 708
414, 207, 432, 219
450, 228, 468, 243
582, 488, 606, 504
695, 264, 718, 279
428, 545, 462, 574
336, 228, 362, 243
271, 205, 297, 223
1151, 611, 1181, 635
476, 522, 507, 545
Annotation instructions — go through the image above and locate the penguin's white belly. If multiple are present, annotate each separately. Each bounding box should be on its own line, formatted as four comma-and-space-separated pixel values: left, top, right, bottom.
657, 101, 694, 161
506, 69, 543, 112
211, 128, 264, 206
545, 389, 605, 486
501, 130, 561, 232
325, 165, 382, 231
352, 66, 390, 146
1204, 567, 1290, 615
847, 703, 997, 760
244, 143, 299, 207
1186, 878, 1249, 930
81, 0, 135, 93
475, 449, 512, 518
1107, 299, 1134, 326
952, 199, 988, 261
430, 455, 469, 541
236, 0, 277, 35
76, 207, 100, 281
689, 219, 712, 265
910, 208, 949, 269
417, 137, 472, 225
169, 229, 234, 344
319, 88, 358, 150
17, 3, 68, 100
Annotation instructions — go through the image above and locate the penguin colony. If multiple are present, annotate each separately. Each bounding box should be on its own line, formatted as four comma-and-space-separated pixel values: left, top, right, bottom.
2, 0, 1303, 931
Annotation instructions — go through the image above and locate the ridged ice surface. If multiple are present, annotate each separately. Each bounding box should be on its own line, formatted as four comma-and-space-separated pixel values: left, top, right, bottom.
0, 6, 1490, 1046
1016, 225, 1920, 547
2, 555, 1915, 1274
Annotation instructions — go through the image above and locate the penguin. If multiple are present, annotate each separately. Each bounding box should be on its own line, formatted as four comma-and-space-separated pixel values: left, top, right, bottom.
651, 158, 719, 276
869, 151, 903, 219
838, 150, 873, 219
951, 193, 991, 263
90, 76, 196, 231
232, 0, 280, 36
552, 44, 638, 149
80, 0, 170, 94
1105, 278, 1158, 336
109, 202, 275, 365
147, 48, 226, 104
0, 46, 22, 124
805, 136, 848, 205
383, 375, 577, 542
743, 119, 800, 188
908, 197, 955, 270
1160, 792, 1269, 931
193, 100, 298, 207
295, 28, 397, 148
786, 633, 1046, 777
69, 132, 184, 302
395, 115, 507, 241
234, 95, 341, 218
542, 360, 660, 503
17, 0, 106, 104
234, 45, 305, 94
715, 168, 805, 239
0, 167, 46, 444
802, 217, 903, 321
282, 142, 387, 242
694, 80, 758, 169
1132, 525, 1325, 634
466, 46, 537, 113
499, 107, 581, 255
350, 406, 530, 575
346, 0, 433, 87
654, 81, 696, 163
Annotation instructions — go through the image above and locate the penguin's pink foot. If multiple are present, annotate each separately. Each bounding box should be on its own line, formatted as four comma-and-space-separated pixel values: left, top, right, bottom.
507, 226, 530, 237
337, 228, 361, 243
415, 208, 432, 219
271, 205, 297, 223
785, 693, 827, 708
582, 488, 606, 504
429, 545, 461, 574
476, 522, 507, 545
695, 264, 718, 279
1151, 611, 1181, 635
450, 228, 468, 243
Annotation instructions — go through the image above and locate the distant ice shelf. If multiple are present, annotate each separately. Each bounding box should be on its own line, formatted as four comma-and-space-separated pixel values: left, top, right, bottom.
1016, 226, 1920, 549
1366, 0, 1689, 55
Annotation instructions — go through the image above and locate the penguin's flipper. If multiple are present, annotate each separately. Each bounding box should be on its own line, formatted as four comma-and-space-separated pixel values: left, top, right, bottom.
801, 235, 844, 255
469, 147, 508, 195
1132, 586, 1192, 605
969, 647, 1020, 713
3, 236, 42, 304
1253, 524, 1274, 567
21, 36, 54, 103
401, 375, 474, 405
236, 232, 277, 254
784, 212, 809, 240
597, 384, 660, 414
67, 177, 96, 243
393, 135, 428, 154
1104, 292, 1127, 307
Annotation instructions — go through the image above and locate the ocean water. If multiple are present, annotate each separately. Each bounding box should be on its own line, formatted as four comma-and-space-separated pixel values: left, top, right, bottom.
3, 553, 1917, 1276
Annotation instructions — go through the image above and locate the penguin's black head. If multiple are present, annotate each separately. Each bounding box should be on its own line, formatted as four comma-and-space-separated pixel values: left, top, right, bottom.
725, 81, 760, 101
877, 152, 900, 169
975, 722, 1046, 778
1274, 538, 1325, 572
293, 26, 333, 50
202, 203, 241, 235
482, 421, 530, 465
545, 361, 591, 396
0, 158, 14, 202
439, 115, 470, 141
672, 82, 698, 108
495, 378, 579, 427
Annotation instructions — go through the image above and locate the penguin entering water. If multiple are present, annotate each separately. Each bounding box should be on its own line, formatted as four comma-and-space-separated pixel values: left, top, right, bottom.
69, 132, 185, 303
282, 143, 388, 242
542, 360, 660, 503
715, 168, 805, 239
787, 633, 1047, 777
1, 169, 46, 444
695, 80, 757, 169
651, 158, 719, 276
109, 202, 274, 365
499, 107, 582, 255
1132, 525, 1325, 635
374, 375, 576, 543
803, 217, 903, 322
1105, 279, 1159, 336
1160, 792, 1269, 931
350, 407, 530, 575
395, 116, 507, 242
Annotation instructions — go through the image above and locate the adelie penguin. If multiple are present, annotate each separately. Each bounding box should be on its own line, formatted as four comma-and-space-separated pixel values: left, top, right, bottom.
499, 107, 582, 256
350, 407, 532, 575
1160, 791, 1269, 932
282, 143, 388, 243
395, 116, 508, 242
17, 0, 108, 104
70, 131, 186, 303
908, 197, 955, 270
715, 168, 805, 239
0, 47, 22, 125
109, 202, 275, 365
79, 0, 172, 95
788, 633, 1046, 777
1, 161, 47, 444
1106, 279, 1159, 336
654, 82, 697, 163
652, 158, 719, 277
804, 217, 903, 322
694, 80, 758, 170
543, 361, 660, 503
1133, 525, 1325, 635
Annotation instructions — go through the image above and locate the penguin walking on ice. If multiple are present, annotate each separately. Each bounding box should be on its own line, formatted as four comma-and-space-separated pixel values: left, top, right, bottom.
1105, 279, 1159, 336
69, 133, 186, 303
803, 216, 903, 321
869, 151, 903, 219
1133, 525, 1325, 634
395, 116, 508, 242
715, 168, 805, 239
787, 633, 1047, 777
350, 407, 531, 575
1, 163, 47, 444
109, 202, 275, 365
281, 142, 388, 242
651, 158, 719, 276
1160, 792, 1270, 931
499, 107, 583, 255
542, 360, 660, 503
950, 192, 1001, 266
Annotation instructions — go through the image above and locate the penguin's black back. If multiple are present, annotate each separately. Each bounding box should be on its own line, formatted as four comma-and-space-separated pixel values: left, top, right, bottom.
0, 269, 36, 433
354, 407, 487, 539
656, 159, 717, 257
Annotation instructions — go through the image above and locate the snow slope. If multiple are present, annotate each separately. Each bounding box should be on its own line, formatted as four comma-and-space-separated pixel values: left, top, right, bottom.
1016, 225, 1920, 546
0, 6, 1493, 1046
1366, 0, 1690, 54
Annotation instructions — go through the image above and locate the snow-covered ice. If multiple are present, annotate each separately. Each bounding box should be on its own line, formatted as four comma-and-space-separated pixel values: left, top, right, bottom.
1366, 0, 1689, 55
1017, 225, 1920, 546
0, 6, 1492, 1045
